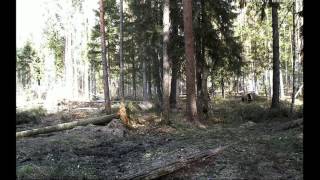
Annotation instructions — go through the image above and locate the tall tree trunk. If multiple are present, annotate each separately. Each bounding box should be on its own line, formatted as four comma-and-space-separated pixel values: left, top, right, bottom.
153, 49, 162, 105
132, 39, 137, 100
195, 0, 204, 116
236, 75, 239, 94
221, 76, 225, 99
196, 45, 202, 100
170, 64, 178, 109
280, 69, 284, 99
99, 0, 111, 114
201, 65, 209, 118
271, 2, 280, 109
285, 54, 288, 94
169, 0, 179, 110
162, 0, 171, 124
263, 71, 268, 97
183, 0, 198, 122
290, 0, 296, 113
147, 61, 153, 100
199, 0, 209, 118
119, 0, 124, 101
143, 58, 148, 101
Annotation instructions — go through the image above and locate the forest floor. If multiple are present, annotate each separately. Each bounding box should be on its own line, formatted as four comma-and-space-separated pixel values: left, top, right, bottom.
16, 96, 303, 179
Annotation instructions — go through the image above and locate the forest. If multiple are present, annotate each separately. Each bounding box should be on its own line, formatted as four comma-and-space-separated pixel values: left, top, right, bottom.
16, 0, 303, 179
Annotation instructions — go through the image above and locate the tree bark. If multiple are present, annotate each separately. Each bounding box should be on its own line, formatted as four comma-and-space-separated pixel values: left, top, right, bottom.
221, 76, 225, 99
153, 49, 162, 107
132, 39, 137, 100
290, 0, 296, 113
162, 0, 171, 124
143, 57, 148, 101
183, 0, 198, 122
170, 65, 178, 109
271, 2, 280, 109
169, 0, 179, 110
201, 64, 209, 118
99, 0, 111, 114
147, 62, 153, 100
119, 0, 124, 101
16, 114, 119, 139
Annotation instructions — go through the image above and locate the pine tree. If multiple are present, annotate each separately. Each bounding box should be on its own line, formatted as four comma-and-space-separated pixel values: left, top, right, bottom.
99, 0, 111, 114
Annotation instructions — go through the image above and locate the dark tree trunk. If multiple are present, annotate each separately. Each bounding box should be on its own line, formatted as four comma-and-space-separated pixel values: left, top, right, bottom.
143, 58, 148, 101
170, 65, 178, 109
119, 0, 124, 101
183, 0, 198, 122
153, 49, 162, 106
162, 0, 171, 123
169, 0, 180, 110
200, 65, 209, 118
195, 0, 206, 118
195, 0, 202, 100
271, 2, 280, 109
132, 39, 137, 100
290, 0, 296, 113
221, 76, 225, 99
99, 0, 111, 114
147, 61, 153, 100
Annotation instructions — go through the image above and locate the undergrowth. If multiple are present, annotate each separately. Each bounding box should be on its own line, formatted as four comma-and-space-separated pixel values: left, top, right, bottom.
16, 107, 47, 125
211, 96, 303, 123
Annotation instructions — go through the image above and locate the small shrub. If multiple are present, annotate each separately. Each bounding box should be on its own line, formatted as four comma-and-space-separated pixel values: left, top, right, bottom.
16, 164, 45, 179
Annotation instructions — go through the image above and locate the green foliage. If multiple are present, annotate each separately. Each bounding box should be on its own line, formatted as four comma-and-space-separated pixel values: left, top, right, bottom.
47, 30, 65, 78
236, 0, 295, 83
16, 107, 47, 125
43, 5, 66, 78
16, 41, 43, 87
87, 0, 119, 74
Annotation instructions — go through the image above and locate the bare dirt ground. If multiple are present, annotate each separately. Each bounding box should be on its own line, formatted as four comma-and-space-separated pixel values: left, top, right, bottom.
16, 98, 303, 179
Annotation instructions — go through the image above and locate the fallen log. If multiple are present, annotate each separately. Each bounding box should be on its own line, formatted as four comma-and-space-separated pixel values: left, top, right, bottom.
273, 118, 303, 132
16, 114, 119, 139
121, 145, 227, 180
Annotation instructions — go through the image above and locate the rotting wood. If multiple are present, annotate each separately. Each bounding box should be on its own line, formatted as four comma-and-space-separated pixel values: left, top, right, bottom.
120, 145, 227, 180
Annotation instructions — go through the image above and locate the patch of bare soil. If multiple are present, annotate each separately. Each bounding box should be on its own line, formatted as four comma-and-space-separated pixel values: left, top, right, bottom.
16, 101, 303, 179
